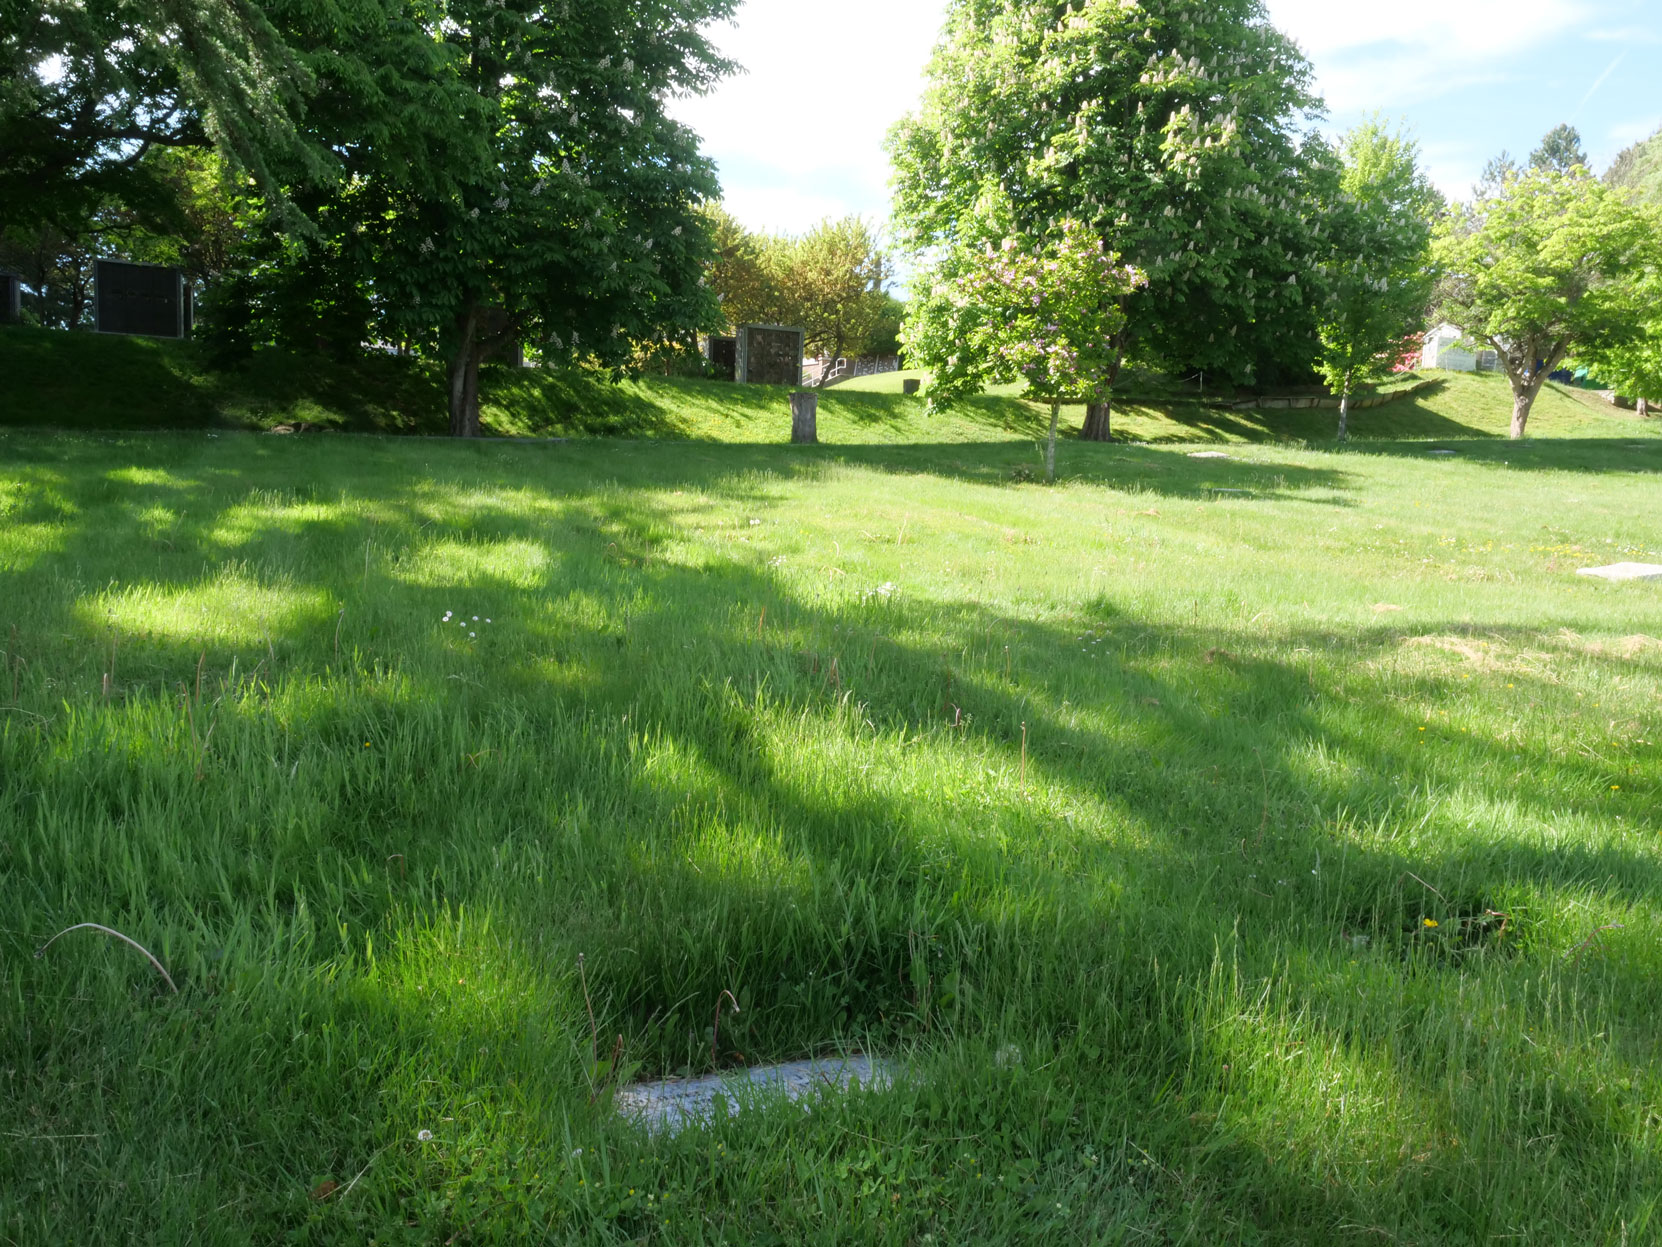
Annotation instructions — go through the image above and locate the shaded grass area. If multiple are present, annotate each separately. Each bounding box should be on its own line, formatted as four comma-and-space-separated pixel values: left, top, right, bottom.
2, 428, 1661, 1242
6, 326, 1655, 447
841, 367, 1656, 445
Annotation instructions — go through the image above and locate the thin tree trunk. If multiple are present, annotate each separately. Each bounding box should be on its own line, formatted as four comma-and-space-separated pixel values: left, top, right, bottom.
1510, 386, 1536, 440
1639, 397, 1651, 419
1046, 402, 1060, 483
449, 307, 482, 437
1337, 372, 1351, 441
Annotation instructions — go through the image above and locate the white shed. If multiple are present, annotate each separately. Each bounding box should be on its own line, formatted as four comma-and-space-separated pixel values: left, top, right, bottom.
1422, 323, 1477, 372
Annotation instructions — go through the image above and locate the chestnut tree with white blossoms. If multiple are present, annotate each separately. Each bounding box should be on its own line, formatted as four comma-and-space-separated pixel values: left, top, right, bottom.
891, 0, 1335, 436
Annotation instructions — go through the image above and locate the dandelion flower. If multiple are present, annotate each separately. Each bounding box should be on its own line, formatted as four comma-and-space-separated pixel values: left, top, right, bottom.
1423, 918, 1439, 929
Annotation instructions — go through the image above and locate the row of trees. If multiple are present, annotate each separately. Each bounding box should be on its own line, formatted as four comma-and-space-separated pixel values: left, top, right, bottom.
701, 208, 903, 370
890, 0, 1662, 442
4, 0, 742, 434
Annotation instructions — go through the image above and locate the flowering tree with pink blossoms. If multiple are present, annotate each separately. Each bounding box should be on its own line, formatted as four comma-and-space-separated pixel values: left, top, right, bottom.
913, 218, 1146, 481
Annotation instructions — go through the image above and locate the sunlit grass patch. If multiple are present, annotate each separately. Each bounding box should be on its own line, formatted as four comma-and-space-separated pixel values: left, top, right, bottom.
78, 568, 335, 649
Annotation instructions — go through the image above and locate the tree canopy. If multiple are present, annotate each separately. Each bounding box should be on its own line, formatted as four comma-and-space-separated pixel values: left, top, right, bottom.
1434, 168, 1660, 438
1530, 124, 1587, 175
0, 0, 321, 236
908, 217, 1144, 476
704, 211, 898, 368
1313, 121, 1439, 439
891, 0, 1336, 436
1605, 125, 1662, 207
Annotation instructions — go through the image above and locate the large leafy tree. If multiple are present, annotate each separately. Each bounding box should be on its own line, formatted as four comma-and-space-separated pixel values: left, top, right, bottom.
891, 0, 1332, 438
235, 0, 735, 435
1314, 122, 1439, 440
704, 212, 898, 367
1434, 168, 1660, 439
769, 217, 893, 369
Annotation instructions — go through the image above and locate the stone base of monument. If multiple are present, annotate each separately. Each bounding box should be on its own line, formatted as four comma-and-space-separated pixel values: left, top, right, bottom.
1577, 564, 1662, 582
615, 1056, 897, 1135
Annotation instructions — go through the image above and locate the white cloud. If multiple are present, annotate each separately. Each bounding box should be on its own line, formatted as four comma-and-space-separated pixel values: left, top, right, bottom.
711, 185, 854, 237
671, 0, 948, 234
1263, 0, 1588, 110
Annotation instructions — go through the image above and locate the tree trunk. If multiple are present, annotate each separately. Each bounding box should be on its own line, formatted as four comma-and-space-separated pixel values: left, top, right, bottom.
448, 308, 482, 437
1510, 387, 1536, 440
1337, 372, 1352, 441
790, 391, 818, 444
1080, 400, 1112, 441
1045, 402, 1060, 483
1639, 397, 1651, 419
1079, 344, 1124, 443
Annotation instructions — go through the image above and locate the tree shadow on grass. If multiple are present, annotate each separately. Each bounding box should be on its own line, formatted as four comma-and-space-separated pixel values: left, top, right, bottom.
2, 434, 1659, 1241
1336, 436, 1662, 475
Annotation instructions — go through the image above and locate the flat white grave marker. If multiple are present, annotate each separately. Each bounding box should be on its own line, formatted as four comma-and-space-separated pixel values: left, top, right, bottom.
615, 1056, 897, 1135
1188, 451, 1231, 459
1578, 563, 1662, 583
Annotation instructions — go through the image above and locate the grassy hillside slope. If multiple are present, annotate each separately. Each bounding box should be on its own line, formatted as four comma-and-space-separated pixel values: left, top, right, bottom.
3, 325, 1654, 445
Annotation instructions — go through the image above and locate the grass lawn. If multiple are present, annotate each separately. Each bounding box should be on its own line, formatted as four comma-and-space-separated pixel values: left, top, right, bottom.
6, 324, 1653, 446
3, 418, 1661, 1243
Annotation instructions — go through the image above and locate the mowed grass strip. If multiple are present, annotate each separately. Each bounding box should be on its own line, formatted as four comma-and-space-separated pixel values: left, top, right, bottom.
1, 428, 1660, 1243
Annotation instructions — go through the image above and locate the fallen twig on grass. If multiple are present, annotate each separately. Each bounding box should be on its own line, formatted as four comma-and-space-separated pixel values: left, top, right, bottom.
36, 923, 178, 993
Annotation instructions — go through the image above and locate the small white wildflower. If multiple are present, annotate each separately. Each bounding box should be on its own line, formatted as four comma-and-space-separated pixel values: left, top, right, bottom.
876, 581, 897, 598
417, 1129, 434, 1142
469, 632, 476, 638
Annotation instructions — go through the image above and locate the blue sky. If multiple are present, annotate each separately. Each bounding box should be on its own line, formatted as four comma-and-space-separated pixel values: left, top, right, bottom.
672, 0, 1662, 236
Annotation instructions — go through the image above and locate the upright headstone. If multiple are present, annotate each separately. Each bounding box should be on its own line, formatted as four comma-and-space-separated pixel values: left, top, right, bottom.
0, 273, 20, 324
790, 392, 818, 444
95, 260, 188, 338
903, 378, 921, 396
